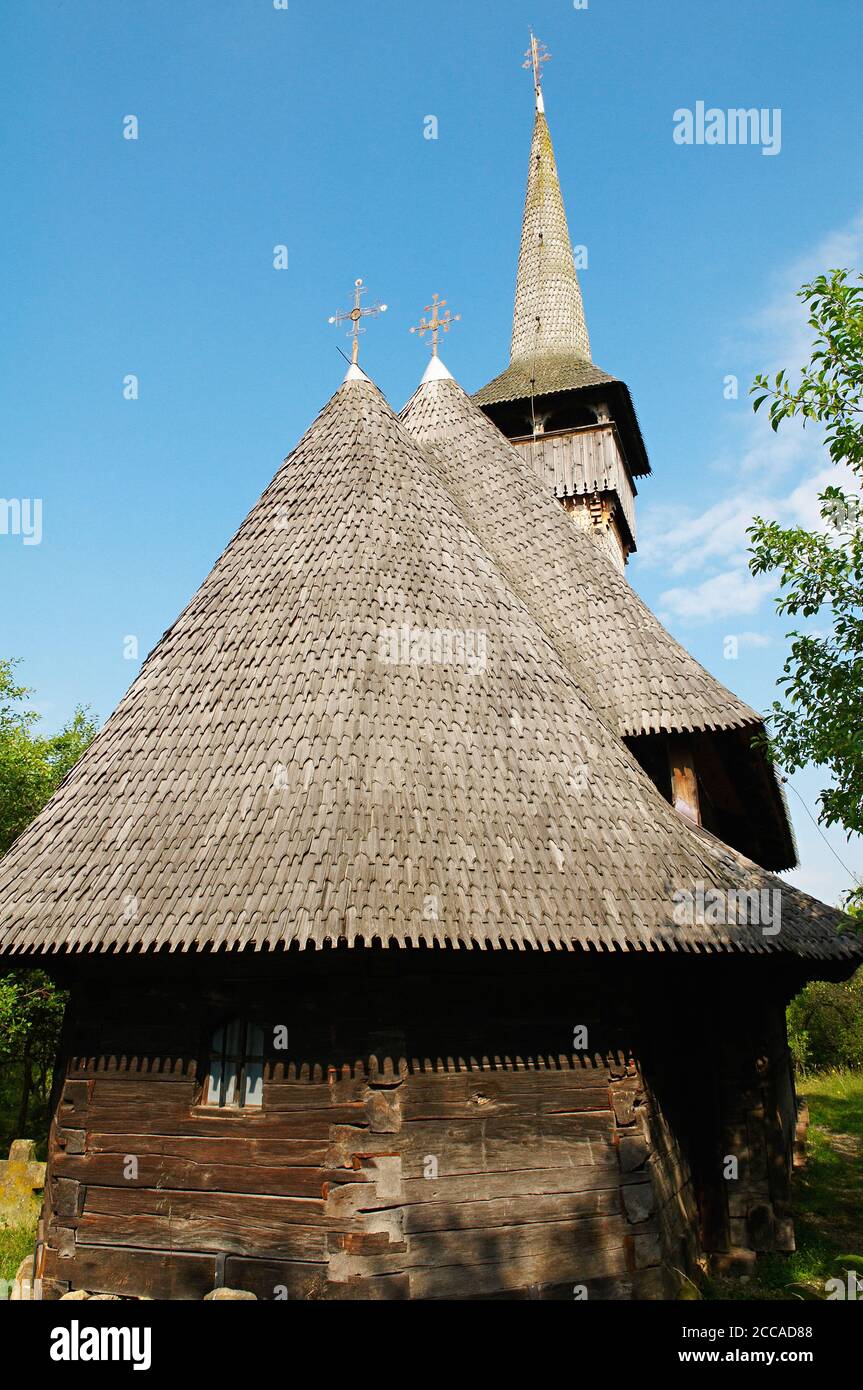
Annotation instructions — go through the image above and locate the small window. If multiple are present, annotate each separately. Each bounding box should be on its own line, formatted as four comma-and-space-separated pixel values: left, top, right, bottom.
204, 1018, 265, 1109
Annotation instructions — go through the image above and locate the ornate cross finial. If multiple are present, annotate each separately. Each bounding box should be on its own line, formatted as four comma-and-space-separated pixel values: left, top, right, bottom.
328, 278, 388, 366
409, 293, 460, 357
523, 31, 551, 110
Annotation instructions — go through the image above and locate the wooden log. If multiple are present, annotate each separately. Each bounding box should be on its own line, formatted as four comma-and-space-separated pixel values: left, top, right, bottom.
222, 1256, 408, 1301
53, 1178, 82, 1219
402, 1085, 612, 1121
325, 1161, 622, 1216
85, 1134, 329, 1167
53, 1152, 361, 1198
402, 1187, 620, 1232
74, 1211, 330, 1262
46, 1244, 217, 1300
224, 1256, 330, 1300
407, 1240, 629, 1299
330, 1115, 615, 1176
79, 1107, 362, 1140
399, 1068, 615, 1100
330, 1214, 629, 1280
82, 1186, 342, 1228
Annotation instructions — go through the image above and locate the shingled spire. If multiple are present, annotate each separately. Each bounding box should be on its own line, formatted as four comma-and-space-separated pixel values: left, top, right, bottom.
510, 96, 592, 366
475, 39, 650, 568
476, 35, 610, 411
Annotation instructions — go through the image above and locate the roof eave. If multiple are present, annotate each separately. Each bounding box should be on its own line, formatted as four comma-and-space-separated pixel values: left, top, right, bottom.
474, 366, 651, 479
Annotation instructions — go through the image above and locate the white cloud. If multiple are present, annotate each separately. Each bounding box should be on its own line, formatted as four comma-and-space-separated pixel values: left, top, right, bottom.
739, 209, 863, 370
640, 492, 767, 577
734, 631, 772, 650
659, 569, 776, 624
640, 210, 863, 624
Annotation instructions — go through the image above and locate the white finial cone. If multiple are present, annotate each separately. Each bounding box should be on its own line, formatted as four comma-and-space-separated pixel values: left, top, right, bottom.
420, 354, 453, 384
343, 362, 369, 382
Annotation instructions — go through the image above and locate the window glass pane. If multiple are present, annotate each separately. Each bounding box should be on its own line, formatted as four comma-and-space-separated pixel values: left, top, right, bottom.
244, 1060, 263, 1107
204, 1018, 264, 1108
223, 1066, 238, 1106
205, 1062, 223, 1105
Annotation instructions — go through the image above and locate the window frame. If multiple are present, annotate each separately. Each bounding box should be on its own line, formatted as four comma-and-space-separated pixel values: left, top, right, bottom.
198, 1016, 266, 1111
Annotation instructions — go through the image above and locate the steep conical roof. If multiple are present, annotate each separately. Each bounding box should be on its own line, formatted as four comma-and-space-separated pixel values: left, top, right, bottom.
475, 108, 619, 410
511, 109, 591, 365
473, 103, 649, 479
404, 372, 759, 738
400, 370, 797, 867
0, 375, 853, 959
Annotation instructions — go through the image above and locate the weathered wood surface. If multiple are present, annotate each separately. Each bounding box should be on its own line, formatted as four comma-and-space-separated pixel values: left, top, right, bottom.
84, 1187, 335, 1226
39, 958, 801, 1299
75, 1212, 331, 1261
517, 424, 638, 546
45, 1245, 218, 1301
54, 1152, 351, 1198
401, 1187, 622, 1231
44, 1029, 652, 1299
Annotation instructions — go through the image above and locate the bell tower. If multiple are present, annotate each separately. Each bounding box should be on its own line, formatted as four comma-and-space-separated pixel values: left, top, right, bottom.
474, 34, 650, 569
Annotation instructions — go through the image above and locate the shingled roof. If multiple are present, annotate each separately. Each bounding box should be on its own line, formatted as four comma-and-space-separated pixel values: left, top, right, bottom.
0, 371, 853, 959
474, 107, 605, 409
403, 370, 764, 742
401, 367, 797, 871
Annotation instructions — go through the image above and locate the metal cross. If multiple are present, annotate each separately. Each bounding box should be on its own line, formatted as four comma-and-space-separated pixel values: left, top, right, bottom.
523, 31, 551, 95
409, 293, 460, 357
328, 278, 388, 366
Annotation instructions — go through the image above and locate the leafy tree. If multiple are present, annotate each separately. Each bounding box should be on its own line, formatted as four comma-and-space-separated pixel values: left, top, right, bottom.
748, 270, 863, 905
0, 658, 96, 854
0, 660, 96, 1141
0, 971, 68, 1142
787, 967, 863, 1073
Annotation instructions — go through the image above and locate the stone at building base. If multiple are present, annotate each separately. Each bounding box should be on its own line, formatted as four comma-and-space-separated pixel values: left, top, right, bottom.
10, 1254, 36, 1301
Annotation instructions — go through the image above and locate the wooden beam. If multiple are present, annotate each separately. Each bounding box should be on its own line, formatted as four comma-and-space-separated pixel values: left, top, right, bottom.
668, 738, 701, 825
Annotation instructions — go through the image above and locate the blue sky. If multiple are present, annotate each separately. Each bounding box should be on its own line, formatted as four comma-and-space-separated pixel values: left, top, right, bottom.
2, 0, 861, 904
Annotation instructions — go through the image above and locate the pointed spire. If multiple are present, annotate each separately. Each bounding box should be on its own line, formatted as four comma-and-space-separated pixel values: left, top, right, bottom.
511, 46, 591, 367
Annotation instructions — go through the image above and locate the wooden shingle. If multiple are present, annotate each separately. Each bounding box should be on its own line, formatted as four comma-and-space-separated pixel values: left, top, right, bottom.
0, 375, 857, 962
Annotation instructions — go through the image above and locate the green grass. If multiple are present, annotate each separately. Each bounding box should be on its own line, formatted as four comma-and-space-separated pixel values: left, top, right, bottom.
0, 1222, 36, 1288
706, 1069, 863, 1300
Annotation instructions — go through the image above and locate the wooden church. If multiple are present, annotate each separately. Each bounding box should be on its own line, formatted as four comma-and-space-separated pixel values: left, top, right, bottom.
1, 40, 860, 1301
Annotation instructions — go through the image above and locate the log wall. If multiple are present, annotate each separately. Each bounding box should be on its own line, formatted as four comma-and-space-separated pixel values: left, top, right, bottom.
37, 952, 800, 1300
